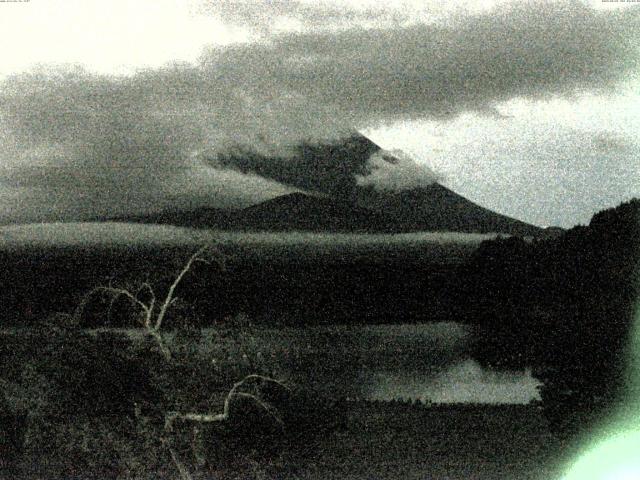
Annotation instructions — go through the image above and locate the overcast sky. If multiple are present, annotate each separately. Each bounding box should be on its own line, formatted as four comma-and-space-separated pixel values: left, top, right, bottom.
0, 0, 638, 227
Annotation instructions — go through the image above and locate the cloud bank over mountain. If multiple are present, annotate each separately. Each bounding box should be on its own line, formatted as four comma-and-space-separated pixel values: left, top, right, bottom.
0, 1, 638, 223
356, 150, 441, 191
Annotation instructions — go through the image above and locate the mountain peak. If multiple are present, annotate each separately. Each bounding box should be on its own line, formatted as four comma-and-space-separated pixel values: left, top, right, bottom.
100, 134, 544, 236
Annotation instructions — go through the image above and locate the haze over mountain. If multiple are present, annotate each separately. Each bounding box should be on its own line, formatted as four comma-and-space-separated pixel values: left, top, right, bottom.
105, 134, 545, 237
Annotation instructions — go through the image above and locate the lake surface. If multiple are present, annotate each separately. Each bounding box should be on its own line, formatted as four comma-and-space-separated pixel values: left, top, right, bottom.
237, 322, 543, 405
362, 358, 541, 404
56, 322, 542, 404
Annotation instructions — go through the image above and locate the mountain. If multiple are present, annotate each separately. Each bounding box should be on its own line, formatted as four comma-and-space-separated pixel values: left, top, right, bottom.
355, 184, 544, 236
103, 134, 548, 236
108, 193, 387, 232
237, 192, 387, 232
108, 187, 545, 236
233, 186, 545, 236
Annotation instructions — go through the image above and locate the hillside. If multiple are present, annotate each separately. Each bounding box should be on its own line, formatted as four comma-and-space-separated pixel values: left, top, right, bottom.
103, 134, 546, 236
237, 192, 387, 232
356, 184, 543, 236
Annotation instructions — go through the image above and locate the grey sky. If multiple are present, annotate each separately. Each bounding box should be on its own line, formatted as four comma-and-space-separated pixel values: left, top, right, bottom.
0, 0, 638, 227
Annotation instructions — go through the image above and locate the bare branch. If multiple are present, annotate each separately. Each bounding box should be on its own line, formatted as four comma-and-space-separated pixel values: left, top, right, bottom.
154, 246, 213, 331
103, 286, 150, 315
166, 393, 283, 429
138, 281, 156, 304
209, 374, 289, 415
139, 282, 156, 324
74, 285, 150, 326
231, 392, 285, 426
75, 244, 223, 364
165, 411, 227, 431
165, 375, 289, 433
232, 374, 291, 394
147, 328, 173, 361
193, 257, 211, 266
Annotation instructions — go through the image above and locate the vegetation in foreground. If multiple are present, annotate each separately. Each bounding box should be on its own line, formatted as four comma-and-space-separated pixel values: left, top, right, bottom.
1, 323, 569, 480
0, 321, 349, 479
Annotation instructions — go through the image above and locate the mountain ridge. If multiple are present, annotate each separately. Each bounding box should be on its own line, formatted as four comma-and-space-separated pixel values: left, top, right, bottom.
98, 134, 550, 237
101, 187, 547, 236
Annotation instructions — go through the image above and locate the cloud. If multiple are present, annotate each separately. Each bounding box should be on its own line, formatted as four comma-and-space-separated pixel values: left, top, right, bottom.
199, 0, 532, 35
199, 1, 639, 124
210, 133, 380, 198
0, 1, 638, 221
0, 66, 296, 222
385, 103, 640, 228
592, 131, 636, 153
356, 149, 440, 191
198, 0, 421, 34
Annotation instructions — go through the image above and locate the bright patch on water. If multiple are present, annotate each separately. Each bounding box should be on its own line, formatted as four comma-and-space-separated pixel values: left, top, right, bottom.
366, 359, 542, 404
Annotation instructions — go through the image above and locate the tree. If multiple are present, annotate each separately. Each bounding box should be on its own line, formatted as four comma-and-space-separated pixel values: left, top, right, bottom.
164, 374, 289, 429
72, 245, 291, 479
74, 246, 222, 360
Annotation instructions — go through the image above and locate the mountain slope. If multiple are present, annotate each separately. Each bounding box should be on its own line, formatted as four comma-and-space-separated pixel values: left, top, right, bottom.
237, 192, 387, 232
357, 184, 543, 236
107, 187, 543, 236
101, 133, 546, 236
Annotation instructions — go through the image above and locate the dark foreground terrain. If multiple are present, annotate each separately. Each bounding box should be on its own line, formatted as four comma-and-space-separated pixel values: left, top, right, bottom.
268, 402, 564, 480
3, 401, 567, 480
0, 326, 574, 480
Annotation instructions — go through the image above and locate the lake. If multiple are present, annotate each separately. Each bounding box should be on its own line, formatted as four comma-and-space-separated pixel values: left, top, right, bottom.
362, 358, 541, 404
212, 322, 543, 404
36, 321, 542, 405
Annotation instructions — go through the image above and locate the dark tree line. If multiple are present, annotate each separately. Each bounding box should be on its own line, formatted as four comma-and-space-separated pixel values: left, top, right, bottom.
0, 244, 461, 328
461, 199, 640, 433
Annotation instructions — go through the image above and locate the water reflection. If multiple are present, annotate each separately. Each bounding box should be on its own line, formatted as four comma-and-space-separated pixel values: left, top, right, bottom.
272, 323, 543, 405
362, 358, 542, 404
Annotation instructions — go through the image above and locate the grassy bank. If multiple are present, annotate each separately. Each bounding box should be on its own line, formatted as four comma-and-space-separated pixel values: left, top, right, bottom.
0, 325, 567, 479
